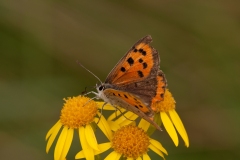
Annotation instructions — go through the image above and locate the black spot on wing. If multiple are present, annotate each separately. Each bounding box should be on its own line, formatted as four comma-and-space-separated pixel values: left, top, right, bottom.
127, 57, 134, 66
134, 105, 139, 109
138, 48, 147, 56
137, 71, 144, 78
124, 94, 128, 99
160, 93, 164, 98
142, 50, 146, 56
138, 58, 143, 63
120, 67, 126, 72
143, 62, 147, 69
132, 47, 138, 52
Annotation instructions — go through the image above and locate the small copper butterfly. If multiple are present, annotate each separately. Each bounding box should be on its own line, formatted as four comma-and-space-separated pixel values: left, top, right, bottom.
84, 35, 167, 130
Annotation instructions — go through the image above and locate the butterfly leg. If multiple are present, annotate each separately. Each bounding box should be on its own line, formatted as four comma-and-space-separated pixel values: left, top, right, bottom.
113, 105, 120, 119
81, 86, 88, 95
96, 102, 108, 124
82, 91, 100, 98
81, 96, 99, 107
113, 106, 136, 122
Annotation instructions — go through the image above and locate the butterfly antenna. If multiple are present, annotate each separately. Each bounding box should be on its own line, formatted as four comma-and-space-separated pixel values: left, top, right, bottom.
76, 60, 103, 84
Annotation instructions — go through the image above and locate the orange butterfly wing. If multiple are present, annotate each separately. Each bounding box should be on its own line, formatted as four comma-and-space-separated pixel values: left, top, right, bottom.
151, 70, 167, 104
105, 35, 159, 85
98, 35, 167, 131
103, 89, 151, 114
105, 35, 166, 106
103, 88, 161, 130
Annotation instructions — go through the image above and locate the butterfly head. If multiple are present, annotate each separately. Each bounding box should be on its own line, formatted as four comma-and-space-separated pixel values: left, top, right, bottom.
96, 83, 112, 103
96, 84, 105, 92
96, 83, 112, 93
96, 83, 115, 101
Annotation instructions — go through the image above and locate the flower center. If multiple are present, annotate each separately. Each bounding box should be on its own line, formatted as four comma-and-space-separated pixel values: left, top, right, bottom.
152, 89, 176, 112
60, 96, 98, 129
112, 125, 150, 159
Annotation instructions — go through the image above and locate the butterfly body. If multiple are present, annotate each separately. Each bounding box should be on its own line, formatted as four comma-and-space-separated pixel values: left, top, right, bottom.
96, 35, 167, 130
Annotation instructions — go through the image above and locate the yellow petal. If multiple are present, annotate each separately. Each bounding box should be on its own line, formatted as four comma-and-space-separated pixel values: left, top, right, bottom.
79, 127, 94, 160
95, 113, 112, 140
119, 113, 138, 126
136, 157, 142, 160
94, 142, 111, 155
54, 126, 68, 160
75, 150, 85, 159
108, 120, 121, 131
46, 121, 62, 153
76, 142, 111, 159
150, 139, 168, 155
107, 108, 126, 121
114, 111, 137, 125
46, 120, 61, 140
97, 102, 115, 110
104, 151, 121, 160
169, 109, 189, 147
138, 119, 150, 132
161, 112, 179, 146
85, 125, 99, 151
60, 128, 74, 160
149, 144, 165, 159
108, 110, 121, 121
127, 157, 134, 160
142, 153, 151, 160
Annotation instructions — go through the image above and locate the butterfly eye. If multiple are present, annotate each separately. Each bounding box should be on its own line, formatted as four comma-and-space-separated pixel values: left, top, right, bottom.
99, 85, 104, 91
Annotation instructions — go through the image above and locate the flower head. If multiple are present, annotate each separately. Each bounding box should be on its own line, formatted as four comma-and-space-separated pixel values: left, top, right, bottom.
106, 123, 167, 160
60, 96, 98, 128
151, 89, 176, 112
76, 123, 168, 160
112, 125, 150, 159
152, 89, 189, 147
106, 89, 189, 148
46, 96, 112, 160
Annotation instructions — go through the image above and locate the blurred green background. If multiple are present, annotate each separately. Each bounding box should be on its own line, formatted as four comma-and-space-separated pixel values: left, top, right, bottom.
1, 0, 240, 159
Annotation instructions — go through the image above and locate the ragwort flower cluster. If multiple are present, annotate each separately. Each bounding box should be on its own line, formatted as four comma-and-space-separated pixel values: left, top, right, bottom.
46, 90, 188, 160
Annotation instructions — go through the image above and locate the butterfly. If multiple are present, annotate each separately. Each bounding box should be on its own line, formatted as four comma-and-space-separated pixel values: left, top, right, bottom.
87, 35, 167, 130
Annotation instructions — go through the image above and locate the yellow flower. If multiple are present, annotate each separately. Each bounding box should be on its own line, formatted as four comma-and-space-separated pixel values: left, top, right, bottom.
106, 89, 189, 148
151, 89, 189, 147
109, 122, 167, 160
76, 122, 167, 160
45, 96, 112, 160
